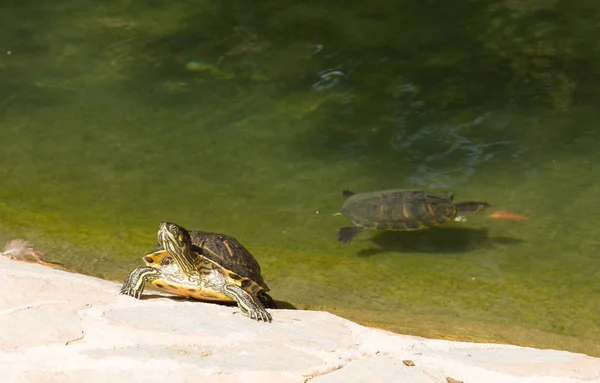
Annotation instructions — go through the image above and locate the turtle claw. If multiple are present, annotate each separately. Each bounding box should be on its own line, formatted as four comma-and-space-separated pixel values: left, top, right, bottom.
119, 285, 143, 299
262, 311, 273, 323
223, 284, 273, 322
242, 304, 272, 322
120, 266, 156, 299
249, 308, 272, 323
259, 309, 272, 323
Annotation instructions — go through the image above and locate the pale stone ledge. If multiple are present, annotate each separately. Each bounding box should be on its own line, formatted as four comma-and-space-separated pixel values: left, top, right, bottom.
0, 256, 597, 383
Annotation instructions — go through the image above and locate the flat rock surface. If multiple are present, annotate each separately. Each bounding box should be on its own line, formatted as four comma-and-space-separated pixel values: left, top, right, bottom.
1, 256, 598, 383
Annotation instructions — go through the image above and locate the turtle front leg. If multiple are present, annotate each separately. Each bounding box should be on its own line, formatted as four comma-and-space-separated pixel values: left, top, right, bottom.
221, 283, 272, 322
336, 226, 364, 244
120, 266, 160, 299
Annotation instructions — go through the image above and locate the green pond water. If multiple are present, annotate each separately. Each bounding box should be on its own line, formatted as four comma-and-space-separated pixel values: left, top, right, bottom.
2, 0, 600, 355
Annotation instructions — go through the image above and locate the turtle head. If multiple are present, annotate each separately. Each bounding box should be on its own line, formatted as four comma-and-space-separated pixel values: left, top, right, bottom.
158, 221, 191, 248
158, 221, 195, 274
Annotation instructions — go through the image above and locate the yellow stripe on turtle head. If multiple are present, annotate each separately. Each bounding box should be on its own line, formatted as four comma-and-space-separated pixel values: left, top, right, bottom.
157, 221, 196, 275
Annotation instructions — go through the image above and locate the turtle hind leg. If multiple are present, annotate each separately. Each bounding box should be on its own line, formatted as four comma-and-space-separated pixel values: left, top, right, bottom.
336, 226, 364, 244
120, 266, 160, 299
258, 291, 277, 309
222, 283, 272, 322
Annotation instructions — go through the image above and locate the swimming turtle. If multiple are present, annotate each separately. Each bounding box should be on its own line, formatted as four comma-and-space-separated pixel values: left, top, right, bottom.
336, 189, 490, 244
120, 221, 275, 322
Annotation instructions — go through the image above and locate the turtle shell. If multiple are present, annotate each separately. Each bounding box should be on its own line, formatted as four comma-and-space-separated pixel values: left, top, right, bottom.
189, 230, 269, 291
340, 189, 458, 231
142, 230, 269, 292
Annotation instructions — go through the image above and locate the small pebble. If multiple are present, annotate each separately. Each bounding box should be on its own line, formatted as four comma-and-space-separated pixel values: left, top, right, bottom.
402, 360, 415, 366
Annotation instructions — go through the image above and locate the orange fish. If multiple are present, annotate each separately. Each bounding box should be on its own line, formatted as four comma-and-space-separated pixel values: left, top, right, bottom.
489, 210, 529, 222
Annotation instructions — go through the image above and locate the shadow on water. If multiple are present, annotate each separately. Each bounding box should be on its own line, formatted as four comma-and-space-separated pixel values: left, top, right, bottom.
356, 227, 525, 257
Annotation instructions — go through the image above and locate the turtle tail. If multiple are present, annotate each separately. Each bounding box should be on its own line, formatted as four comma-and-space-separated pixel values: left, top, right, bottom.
454, 201, 491, 213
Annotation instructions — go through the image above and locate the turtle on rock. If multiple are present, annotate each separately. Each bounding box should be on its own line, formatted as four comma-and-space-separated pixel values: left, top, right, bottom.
120, 221, 275, 322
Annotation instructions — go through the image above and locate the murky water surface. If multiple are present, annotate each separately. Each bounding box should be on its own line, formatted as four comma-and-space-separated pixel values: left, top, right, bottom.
1, 0, 600, 355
